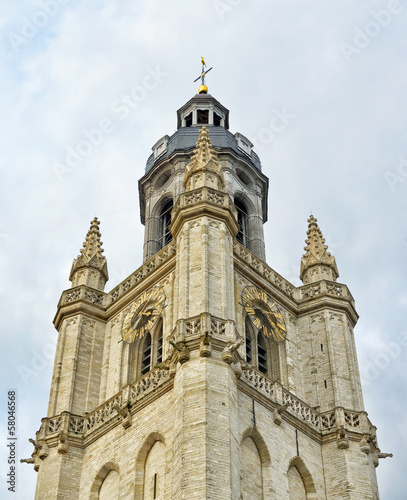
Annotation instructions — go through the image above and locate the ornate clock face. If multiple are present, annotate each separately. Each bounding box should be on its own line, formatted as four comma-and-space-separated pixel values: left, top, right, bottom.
241, 286, 287, 342
121, 286, 165, 343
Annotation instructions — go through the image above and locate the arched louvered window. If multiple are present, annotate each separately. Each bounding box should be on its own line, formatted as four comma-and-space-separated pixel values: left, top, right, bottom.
141, 333, 152, 376
235, 199, 248, 247
245, 318, 253, 364
258, 334, 268, 375
159, 200, 173, 249
157, 325, 163, 365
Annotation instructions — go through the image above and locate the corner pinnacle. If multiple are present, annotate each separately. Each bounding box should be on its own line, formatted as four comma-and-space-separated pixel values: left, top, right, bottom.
69, 217, 109, 290
300, 215, 339, 284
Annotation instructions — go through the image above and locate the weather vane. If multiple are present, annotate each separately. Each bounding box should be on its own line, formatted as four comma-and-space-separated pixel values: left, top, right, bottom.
193, 57, 213, 94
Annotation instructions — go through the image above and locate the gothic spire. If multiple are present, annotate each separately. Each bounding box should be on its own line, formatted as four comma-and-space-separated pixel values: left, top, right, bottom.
300, 215, 339, 284
183, 126, 225, 191
69, 217, 109, 291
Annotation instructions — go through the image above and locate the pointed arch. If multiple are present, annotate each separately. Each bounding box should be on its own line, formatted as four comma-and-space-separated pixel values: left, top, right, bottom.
89, 462, 120, 499
131, 318, 165, 381
287, 456, 317, 499
240, 427, 272, 500
134, 432, 166, 499
244, 316, 280, 381
240, 426, 271, 466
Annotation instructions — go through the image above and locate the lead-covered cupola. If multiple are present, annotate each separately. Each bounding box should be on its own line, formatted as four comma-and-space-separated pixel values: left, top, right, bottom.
139, 68, 269, 263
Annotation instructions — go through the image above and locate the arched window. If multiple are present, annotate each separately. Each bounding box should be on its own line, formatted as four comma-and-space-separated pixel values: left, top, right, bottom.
136, 322, 164, 379
141, 333, 152, 376
245, 318, 279, 380
159, 200, 173, 249
234, 199, 248, 247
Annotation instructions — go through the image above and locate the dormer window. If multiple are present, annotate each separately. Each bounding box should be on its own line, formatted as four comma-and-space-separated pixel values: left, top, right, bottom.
197, 109, 209, 124
235, 133, 253, 156
152, 135, 169, 159
185, 112, 192, 127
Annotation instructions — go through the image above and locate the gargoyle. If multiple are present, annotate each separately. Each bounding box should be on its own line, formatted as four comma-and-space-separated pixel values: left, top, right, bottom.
201, 331, 210, 345
222, 337, 244, 354
28, 438, 41, 450
170, 340, 185, 351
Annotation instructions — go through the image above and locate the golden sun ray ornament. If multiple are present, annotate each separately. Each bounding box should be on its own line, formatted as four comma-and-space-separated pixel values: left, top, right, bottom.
241, 286, 287, 342
121, 286, 165, 343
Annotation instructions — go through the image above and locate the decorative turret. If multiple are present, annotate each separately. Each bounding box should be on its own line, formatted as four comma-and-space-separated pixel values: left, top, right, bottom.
69, 217, 108, 291
300, 215, 339, 284
183, 126, 225, 191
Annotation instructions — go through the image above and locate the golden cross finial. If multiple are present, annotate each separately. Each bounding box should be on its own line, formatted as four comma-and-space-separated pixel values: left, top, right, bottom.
193, 57, 213, 94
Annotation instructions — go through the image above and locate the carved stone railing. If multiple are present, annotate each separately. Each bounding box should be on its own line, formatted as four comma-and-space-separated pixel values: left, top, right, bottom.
299, 280, 355, 305
129, 369, 170, 401
109, 242, 176, 304
62, 285, 105, 307
242, 369, 275, 399
42, 368, 172, 439
175, 186, 236, 214
171, 314, 231, 343
241, 368, 369, 434
282, 390, 321, 429
234, 243, 295, 299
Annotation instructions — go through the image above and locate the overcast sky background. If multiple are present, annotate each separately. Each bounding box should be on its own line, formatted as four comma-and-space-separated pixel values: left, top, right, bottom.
1, 1, 406, 498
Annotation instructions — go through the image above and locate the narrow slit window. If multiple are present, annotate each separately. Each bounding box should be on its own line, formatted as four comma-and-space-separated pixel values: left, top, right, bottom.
153, 473, 157, 499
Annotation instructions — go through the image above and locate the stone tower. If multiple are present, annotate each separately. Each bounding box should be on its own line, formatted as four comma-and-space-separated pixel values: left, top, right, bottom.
25, 87, 389, 499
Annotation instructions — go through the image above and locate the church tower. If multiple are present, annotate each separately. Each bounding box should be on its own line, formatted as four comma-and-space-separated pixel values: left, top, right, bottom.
25, 69, 389, 499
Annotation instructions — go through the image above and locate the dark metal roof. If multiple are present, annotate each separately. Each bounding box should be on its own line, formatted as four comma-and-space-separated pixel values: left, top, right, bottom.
145, 126, 262, 173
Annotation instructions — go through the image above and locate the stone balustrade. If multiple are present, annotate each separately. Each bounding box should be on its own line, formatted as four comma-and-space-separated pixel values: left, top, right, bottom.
241, 367, 369, 434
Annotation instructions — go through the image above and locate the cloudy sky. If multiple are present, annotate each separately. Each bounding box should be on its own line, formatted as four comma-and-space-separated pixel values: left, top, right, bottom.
1, 0, 406, 497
